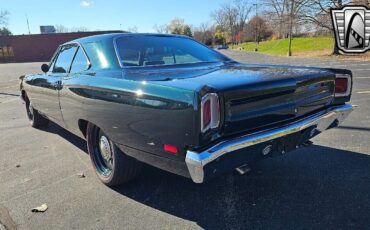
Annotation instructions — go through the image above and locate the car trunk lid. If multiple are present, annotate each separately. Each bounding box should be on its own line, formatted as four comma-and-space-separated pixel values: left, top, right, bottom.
123, 63, 335, 136
219, 65, 335, 136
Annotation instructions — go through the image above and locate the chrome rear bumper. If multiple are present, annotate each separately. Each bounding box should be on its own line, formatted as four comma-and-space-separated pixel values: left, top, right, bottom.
185, 104, 354, 183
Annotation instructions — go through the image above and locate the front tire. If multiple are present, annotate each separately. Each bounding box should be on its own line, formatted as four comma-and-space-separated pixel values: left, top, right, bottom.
25, 96, 49, 128
86, 123, 142, 186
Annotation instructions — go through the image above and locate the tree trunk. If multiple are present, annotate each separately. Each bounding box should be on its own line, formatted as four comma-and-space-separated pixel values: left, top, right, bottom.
333, 0, 342, 55
332, 41, 340, 55
332, 27, 340, 55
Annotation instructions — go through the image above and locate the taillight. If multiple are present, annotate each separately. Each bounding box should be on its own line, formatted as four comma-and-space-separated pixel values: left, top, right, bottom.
203, 100, 211, 129
201, 93, 220, 133
335, 74, 351, 97
335, 78, 347, 93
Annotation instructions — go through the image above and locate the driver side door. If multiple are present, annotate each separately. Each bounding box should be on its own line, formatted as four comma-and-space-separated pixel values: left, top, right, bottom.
33, 44, 78, 125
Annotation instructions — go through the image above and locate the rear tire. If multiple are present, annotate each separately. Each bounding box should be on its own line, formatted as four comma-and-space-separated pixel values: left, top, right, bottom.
86, 122, 142, 186
25, 96, 49, 128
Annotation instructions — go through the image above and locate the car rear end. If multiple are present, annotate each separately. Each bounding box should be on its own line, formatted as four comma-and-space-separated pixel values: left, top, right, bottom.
185, 67, 353, 183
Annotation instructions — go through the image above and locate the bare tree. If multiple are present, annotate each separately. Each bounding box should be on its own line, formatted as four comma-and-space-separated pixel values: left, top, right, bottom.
70, 27, 89, 32
263, 0, 312, 38
299, 0, 350, 31
234, 0, 253, 34
55, 24, 69, 33
0, 10, 10, 26
126, 26, 138, 33
211, 1, 253, 43
298, 0, 351, 54
55, 25, 90, 33
222, 3, 238, 43
193, 22, 214, 45
243, 15, 271, 42
166, 18, 193, 36
153, 24, 169, 34
263, 0, 288, 38
210, 3, 237, 43
167, 18, 186, 34
210, 8, 228, 32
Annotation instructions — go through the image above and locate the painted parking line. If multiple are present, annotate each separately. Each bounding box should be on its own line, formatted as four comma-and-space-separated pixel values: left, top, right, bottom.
357, 91, 370, 94
351, 63, 370, 66
355, 77, 370, 79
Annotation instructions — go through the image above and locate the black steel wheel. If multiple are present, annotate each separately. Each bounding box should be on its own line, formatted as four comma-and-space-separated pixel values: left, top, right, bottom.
86, 122, 142, 186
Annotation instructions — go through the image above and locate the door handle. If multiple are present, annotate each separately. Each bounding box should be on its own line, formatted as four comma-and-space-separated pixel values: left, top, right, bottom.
54, 80, 62, 90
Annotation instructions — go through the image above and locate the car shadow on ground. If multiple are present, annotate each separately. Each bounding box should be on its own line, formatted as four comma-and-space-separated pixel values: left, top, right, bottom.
42, 122, 370, 229
43, 122, 88, 153
113, 145, 370, 229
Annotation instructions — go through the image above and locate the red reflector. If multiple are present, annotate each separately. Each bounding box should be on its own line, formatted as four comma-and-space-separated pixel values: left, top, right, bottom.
203, 99, 211, 129
163, 144, 178, 154
335, 78, 348, 94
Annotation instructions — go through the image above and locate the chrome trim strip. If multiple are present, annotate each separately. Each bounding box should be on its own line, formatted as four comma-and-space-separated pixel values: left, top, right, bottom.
186, 104, 354, 183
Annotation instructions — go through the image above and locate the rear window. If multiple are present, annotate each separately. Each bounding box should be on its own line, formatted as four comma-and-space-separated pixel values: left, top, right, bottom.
115, 36, 228, 67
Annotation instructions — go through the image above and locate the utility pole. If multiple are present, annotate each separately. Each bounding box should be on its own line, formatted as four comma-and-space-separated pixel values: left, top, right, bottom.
25, 14, 31, 34
253, 3, 259, 51
287, 0, 294, 56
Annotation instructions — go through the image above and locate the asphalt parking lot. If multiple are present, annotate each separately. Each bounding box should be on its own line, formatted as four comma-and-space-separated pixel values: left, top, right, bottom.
1, 51, 370, 230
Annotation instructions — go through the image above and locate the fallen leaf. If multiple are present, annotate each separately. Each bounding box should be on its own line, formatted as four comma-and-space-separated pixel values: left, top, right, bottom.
31, 204, 48, 213
78, 173, 85, 178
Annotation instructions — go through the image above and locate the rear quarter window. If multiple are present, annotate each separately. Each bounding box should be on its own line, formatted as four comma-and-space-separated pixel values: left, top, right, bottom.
83, 41, 118, 69
70, 47, 90, 73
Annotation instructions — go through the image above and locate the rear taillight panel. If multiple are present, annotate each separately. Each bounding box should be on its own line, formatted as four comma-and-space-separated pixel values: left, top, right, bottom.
202, 100, 211, 129
335, 78, 348, 93
335, 74, 351, 97
201, 93, 220, 133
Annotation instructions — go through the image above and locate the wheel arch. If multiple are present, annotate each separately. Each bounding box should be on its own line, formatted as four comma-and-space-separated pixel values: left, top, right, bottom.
78, 119, 89, 138
21, 90, 27, 101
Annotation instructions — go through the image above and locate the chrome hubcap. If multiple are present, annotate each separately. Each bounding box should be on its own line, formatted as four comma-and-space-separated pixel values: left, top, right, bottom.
99, 135, 112, 165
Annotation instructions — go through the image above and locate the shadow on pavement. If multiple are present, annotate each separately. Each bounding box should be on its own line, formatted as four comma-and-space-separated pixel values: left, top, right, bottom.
0, 92, 20, 97
113, 145, 370, 229
42, 122, 87, 153
39, 122, 370, 229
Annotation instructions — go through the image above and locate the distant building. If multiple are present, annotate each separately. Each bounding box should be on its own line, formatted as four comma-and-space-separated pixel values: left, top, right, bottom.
0, 31, 123, 63
40, 26, 56, 34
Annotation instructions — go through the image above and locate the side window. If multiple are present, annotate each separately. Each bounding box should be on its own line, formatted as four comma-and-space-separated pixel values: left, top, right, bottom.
48, 48, 60, 72
174, 49, 200, 64
53, 46, 78, 73
70, 47, 90, 73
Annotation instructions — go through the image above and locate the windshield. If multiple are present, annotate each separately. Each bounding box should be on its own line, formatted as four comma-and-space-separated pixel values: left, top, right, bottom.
115, 35, 229, 67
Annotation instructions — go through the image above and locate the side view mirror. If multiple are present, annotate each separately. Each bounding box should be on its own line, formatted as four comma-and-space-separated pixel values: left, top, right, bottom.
41, 64, 50, 73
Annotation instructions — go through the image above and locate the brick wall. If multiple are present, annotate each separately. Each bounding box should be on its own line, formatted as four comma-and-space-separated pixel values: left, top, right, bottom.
0, 31, 122, 63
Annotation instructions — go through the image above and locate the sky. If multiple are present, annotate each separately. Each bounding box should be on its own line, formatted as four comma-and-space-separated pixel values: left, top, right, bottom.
1, 0, 228, 35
